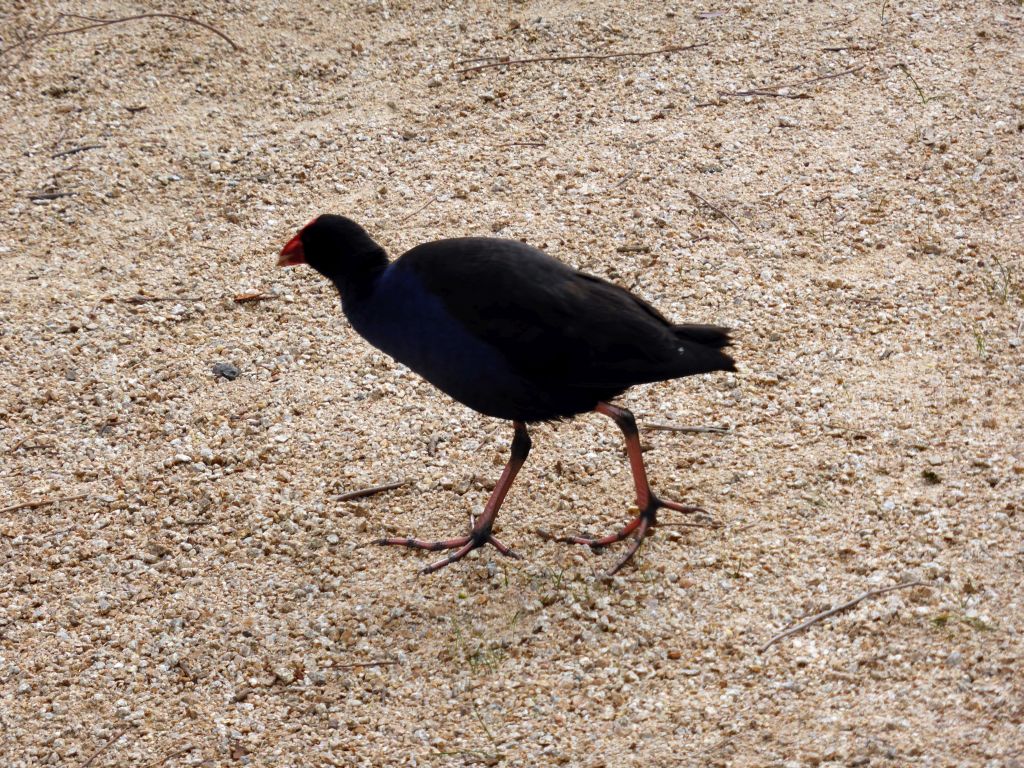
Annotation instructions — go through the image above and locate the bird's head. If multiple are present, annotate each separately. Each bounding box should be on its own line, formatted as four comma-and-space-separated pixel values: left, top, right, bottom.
278, 214, 387, 285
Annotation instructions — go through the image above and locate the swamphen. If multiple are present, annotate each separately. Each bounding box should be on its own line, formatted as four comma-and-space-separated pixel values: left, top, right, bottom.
279, 215, 735, 575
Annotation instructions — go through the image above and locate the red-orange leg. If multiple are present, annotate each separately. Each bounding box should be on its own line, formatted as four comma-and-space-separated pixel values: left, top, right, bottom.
376, 421, 531, 574
552, 402, 703, 575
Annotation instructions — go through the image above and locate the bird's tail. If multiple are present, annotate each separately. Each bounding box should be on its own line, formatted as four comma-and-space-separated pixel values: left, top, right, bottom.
672, 324, 737, 374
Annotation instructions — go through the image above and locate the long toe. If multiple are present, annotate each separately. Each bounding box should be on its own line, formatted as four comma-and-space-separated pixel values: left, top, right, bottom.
421, 539, 479, 574
656, 496, 705, 515
377, 530, 521, 573
605, 518, 652, 576
539, 510, 647, 550
487, 535, 522, 559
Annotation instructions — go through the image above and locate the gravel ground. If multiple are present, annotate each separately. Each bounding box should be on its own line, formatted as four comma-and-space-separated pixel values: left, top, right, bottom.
2, 1, 1023, 766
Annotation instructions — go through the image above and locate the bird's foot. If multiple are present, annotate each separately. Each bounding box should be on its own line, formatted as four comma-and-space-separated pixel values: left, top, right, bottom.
539, 495, 706, 576
375, 528, 521, 575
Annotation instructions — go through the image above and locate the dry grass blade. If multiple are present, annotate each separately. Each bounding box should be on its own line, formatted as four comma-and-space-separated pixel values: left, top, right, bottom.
687, 190, 743, 233
337, 479, 410, 502
760, 580, 929, 653
0, 492, 90, 515
455, 42, 707, 73
645, 423, 730, 434
336, 659, 401, 670
723, 64, 865, 99
0, 12, 242, 59
51, 144, 104, 159
399, 196, 439, 224
28, 190, 75, 200
233, 292, 277, 303
79, 727, 129, 768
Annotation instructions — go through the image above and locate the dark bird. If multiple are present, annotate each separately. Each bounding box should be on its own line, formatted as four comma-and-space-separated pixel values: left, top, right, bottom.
279, 215, 735, 575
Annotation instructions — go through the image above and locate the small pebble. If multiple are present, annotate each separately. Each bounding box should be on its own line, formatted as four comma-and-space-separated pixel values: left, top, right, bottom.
212, 362, 241, 380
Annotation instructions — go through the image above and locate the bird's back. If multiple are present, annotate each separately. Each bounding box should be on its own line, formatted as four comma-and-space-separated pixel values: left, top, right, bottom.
376, 237, 734, 419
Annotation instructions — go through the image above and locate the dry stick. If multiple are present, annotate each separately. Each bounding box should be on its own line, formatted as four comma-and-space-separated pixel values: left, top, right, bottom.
729, 89, 809, 100
28, 191, 75, 200
232, 292, 277, 303
147, 744, 195, 768
790, 64, 866, 87
52, 144, 104, 159
454, 53, 512, 65
455, 42, 708, 74
724, 64, 865, 99
760, 580, 927, 653
122, 294, 201, 304
822, 45, 876, 52
337, 479, 409, 502
80, 727, 129, 768
0, 12, 241, 59
645, 423, 730, 434
336, 659, 400, 670
51, 116, 74, 150
2, 14, 61, 73
0, 492, 89, 515
54, 12, 241, 50
399, 196, 438, 224
687, 189, 742, 234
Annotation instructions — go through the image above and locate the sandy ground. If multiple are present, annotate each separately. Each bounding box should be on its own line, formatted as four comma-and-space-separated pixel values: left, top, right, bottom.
2, 1, 1023, 766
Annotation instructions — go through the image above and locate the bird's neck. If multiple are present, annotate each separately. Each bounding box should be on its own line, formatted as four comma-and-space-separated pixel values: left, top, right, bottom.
328, 246, 389, 302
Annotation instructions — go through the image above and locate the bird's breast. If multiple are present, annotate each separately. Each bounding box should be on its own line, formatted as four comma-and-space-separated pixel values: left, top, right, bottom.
341, 269, 537, 418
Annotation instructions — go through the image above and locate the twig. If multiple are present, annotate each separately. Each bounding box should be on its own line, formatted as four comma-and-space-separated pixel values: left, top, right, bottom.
51, 144, 103, 159
722, 64, 864, 99
822, 45, 876, 52
645, 423, 730, 434
788, 64, 866, 88
80, 726, 129, 768
399, 196, 438, 224
336, 659, 400, 669
122, 294, 201, 304
0, 14, 61, 75
0, 12, 241, 59
28, 191, 75, 200
455, 42, 707, 74
454, 54, 504, 65
0, 492, 89, 515
687, 189, 742, 234
51, 116, 74, 150
147, 743, 195, 768
760, 580, 928, 653
616, 245, 650, 253
232, 292, 277, 303
612, 169, 638, 189
337, 479, 409, 502
728, 89, 810, 100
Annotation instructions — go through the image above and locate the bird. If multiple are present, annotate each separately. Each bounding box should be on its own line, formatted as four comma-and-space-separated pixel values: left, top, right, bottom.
278, 214, 735, 575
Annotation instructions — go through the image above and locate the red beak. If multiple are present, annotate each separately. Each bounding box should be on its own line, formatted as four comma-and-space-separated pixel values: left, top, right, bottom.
278, 233, 305, 267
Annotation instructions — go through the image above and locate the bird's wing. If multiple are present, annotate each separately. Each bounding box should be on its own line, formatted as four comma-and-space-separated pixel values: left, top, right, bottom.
399, 238, 695, 388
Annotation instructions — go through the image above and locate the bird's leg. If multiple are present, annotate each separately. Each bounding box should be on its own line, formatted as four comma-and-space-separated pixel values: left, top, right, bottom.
551, 402, 703, 576
376, 421, 531, 574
